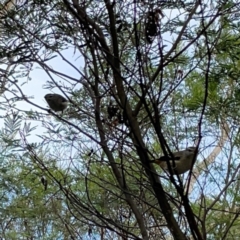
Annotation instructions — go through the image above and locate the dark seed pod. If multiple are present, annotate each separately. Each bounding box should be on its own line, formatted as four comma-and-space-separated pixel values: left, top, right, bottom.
117, 111, 128, 126
107, 103, 119, 120
41, 177, 48, 191
87, 149, 94, 156
145, 11, 157, 43
145, 9, 161, 44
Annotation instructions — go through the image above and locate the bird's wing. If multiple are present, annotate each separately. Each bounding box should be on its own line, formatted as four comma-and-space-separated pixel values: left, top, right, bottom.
158, 155, 181, 161
150, 155, 181, 163
150, 149, 189, 163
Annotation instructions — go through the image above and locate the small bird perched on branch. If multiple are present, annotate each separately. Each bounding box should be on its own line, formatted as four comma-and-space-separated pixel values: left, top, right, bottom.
44, 93, 68, 113
150, 146, 198, 175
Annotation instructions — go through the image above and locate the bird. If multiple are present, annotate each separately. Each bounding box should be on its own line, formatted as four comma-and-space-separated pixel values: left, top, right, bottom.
150, 146, 198, 175
44, 93, 68, 113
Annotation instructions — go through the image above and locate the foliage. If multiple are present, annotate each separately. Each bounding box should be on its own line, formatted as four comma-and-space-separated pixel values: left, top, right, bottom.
0, 0, 240, 239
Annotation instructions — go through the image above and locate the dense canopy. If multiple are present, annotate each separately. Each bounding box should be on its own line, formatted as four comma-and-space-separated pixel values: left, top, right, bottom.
0, 0, 240, 239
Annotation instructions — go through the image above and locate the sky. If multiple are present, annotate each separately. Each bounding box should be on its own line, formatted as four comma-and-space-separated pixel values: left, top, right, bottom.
0, 2, 224, 176
0, 2, 238, 239
0, 0, 231, 199
0, 48, 84, 143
